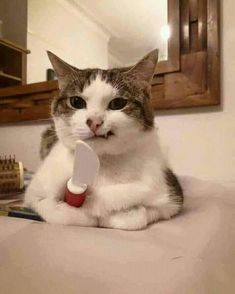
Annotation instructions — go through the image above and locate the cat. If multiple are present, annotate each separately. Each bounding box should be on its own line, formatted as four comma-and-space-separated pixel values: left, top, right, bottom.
24, 49, 183, 230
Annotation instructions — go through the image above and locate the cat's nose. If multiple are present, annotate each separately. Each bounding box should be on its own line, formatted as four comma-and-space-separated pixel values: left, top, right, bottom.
86, 118, 104, 133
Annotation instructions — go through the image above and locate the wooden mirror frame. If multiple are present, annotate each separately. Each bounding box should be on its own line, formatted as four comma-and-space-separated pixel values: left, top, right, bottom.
0, 0, 220, 124
152, 0, 220, 110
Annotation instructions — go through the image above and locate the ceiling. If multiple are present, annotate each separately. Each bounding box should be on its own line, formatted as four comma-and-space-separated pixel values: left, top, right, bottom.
74, 0, 168, 66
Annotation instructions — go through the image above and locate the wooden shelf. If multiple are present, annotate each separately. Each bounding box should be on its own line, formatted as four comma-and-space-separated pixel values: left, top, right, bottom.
0, 80, 59, 124
0, 38, 30, 54
0, 71, 22, 88
0, 72, 22, 82
0, 38, 30, 88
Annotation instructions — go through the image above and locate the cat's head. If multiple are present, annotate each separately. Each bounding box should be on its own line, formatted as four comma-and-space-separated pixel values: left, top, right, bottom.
48, 49, 158, 155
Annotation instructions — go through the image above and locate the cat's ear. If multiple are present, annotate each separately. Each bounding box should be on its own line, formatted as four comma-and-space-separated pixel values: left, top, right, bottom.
127, 49, 159, 84
47, 51, 76, 89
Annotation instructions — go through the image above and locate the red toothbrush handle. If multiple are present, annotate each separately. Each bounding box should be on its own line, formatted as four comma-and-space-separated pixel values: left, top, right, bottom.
64, 187, 86, 207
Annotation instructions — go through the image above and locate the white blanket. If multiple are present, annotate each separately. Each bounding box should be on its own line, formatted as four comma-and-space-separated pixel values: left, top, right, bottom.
0, 176, 234, 294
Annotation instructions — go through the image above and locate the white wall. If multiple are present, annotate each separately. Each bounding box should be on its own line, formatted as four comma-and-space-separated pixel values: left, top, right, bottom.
0, 0, 234, 181
27, 0, 109, 83
0, 122, 48, 171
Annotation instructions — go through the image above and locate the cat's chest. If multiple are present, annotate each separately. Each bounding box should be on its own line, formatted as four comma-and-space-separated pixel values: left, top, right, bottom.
57, 144, 144, 185
96, 154, 143, 185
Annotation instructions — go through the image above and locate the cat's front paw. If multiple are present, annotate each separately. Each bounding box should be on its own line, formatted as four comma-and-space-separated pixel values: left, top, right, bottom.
85, 189, 106, 217
87, 185, 117, 217
90, 197, 107, 218
35, 199, 98, 226
90, 186, 125, 217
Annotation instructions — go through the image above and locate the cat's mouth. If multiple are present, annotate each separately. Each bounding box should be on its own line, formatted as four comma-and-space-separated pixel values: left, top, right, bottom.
89, 130, 115, 140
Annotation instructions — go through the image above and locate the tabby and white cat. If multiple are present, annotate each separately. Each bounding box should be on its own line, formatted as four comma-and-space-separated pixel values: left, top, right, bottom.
25, 49, 183, 230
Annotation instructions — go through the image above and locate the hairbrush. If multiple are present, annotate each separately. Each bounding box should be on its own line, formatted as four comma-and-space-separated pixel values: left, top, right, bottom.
0, 156, 24, 194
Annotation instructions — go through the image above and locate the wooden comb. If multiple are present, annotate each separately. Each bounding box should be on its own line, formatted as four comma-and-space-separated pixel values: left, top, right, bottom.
0, 156, 24, 194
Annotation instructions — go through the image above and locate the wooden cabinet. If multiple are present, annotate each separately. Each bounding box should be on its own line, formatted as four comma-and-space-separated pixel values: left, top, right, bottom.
0, 38, 30, 88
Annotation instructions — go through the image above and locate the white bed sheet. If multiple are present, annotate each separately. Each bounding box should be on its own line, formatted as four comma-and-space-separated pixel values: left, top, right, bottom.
0, 176, 234, 294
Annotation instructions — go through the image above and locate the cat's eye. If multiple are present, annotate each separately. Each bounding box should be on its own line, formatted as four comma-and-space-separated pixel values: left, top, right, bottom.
108, 98, 127, 110
69, 96, 86, 109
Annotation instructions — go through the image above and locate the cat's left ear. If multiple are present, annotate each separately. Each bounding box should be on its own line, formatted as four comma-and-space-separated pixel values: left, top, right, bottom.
127, 49, 159, 84
47, 51, 77, 89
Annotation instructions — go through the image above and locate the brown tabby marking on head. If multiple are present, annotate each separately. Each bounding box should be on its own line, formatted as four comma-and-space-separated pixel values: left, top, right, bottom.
51, 68, 154, 128
48, 49, 158, 129
52, 96, 76, 118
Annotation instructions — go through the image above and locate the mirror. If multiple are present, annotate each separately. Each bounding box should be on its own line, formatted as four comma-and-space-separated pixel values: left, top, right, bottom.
78, 0, 169, 67
27, 0, 169, 83
0, 0, 220, 124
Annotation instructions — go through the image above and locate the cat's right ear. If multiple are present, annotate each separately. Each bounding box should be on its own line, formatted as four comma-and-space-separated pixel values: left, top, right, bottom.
126, 49, 159, 84
47, 51, 76, 89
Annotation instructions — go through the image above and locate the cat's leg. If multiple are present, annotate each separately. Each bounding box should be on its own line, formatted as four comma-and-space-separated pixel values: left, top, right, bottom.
25, 177, 98, 226
99, 206, 148, 231
29, 198, 98, 227
145, 207, 161, 225
145, 169, 184, 222
157, 201, 182, 220
93, 182, 153, 216
145, 194, 183, 224
24, 142, 97, 227
99, 204, 179, 230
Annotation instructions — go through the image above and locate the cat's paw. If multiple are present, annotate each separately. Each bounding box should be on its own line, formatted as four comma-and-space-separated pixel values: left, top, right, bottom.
87, 188, 111, 217
89, 186, 128, 217
99, 207, 148, 231
35, 199, 98, 226
89, 197, 107, 217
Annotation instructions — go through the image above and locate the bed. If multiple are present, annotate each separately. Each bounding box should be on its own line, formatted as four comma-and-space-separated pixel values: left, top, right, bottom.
0, 176, 234, 294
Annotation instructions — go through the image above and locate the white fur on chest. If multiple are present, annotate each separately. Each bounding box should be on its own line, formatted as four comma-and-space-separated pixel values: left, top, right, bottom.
32, 130, 161, 195
43, 129, 165, 191
47, 141, 151, 189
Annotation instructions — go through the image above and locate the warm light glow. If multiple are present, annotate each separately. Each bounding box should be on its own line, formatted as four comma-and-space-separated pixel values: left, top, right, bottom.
160, 25, 171, 41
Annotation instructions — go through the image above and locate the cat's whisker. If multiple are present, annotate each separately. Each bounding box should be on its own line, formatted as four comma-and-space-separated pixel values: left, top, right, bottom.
55, 125, 90, 132
71, 131, 90, 136
33, 118, 53, 123
53, 127, 89, 132
44, 125, 92, 138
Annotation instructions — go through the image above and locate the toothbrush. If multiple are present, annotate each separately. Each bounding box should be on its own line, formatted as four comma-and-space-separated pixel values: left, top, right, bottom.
64, 140, 100, 207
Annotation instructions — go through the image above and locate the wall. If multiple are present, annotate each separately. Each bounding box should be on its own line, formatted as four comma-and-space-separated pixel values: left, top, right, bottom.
0, 0, 234, 181
0, 122, 48, 171
27, 0, 109, 83
0, 0, 27, 47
